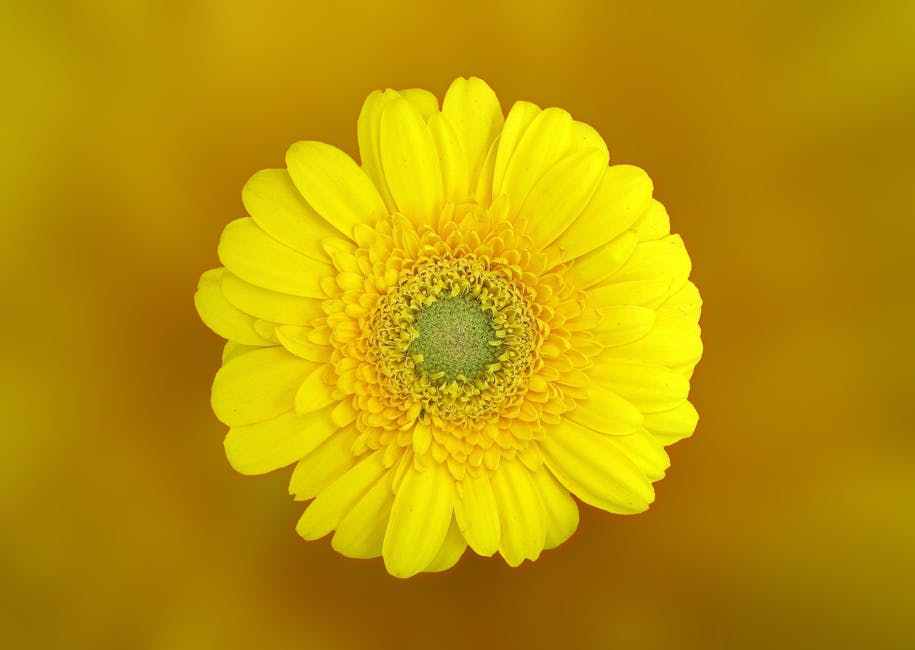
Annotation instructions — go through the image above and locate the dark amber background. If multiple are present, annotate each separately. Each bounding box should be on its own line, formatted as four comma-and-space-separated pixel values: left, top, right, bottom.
4, 1, 914, 648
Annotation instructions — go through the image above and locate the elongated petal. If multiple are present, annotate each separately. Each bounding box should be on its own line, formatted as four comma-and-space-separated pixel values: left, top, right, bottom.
383, 462, 453, 578
657, 280, 702, 322
633, 198, 671, 241
242, 168, 338, 260
571, 120, 609, 158
224, 408, 336, 475
521, 147, 608, 248
542, 418, 654, 514
568, 230, 638, 288
332, 469, 395, 559
453, 473, 501, 556
220, 271, 323, 326
600, 318, 702, 370
498, 107, 574, 214
357, 89, 399, 211
592, 359, 690, 413
211, 346, 313, 427
603, 235, 691, 287
492, 456, 546, 567
380, 96, 443, 223
218, 218, 330, 298
473, 135, 501, 206
441, 77, 503, 194
357, 87, 440, 210
288, 426, 359, 500
549, 165, 653, 262
275, 326, 332, 363
425, 517, 468, 572
294, 365, 335, 415
222, 341, 259, 363
592, 305, 656, 348
588, 277, 675, 309
530, 467, 579, 550
296, 451, 386, 540
642, 401, 699, 446
428, 113, 469, 202
195, 268, 271, 345
492, 101, 542, 196
286, 141, 386, 237
606, 430, 670, 481
566, 383, 643, 435
589, 236, 693, 308
397, 87, 439, 120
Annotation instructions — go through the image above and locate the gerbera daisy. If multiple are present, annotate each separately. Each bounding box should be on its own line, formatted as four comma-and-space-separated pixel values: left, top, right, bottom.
195, 77, 702, 578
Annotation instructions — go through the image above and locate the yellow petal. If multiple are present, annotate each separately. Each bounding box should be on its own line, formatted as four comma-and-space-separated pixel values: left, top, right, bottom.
285, 141, 386, 237
566, 383, 643, 436
498, 107, 574, 214
412, 420, 433, 456
606, 430, 670, 481
542, 418, 654, 514
424, 516, 467, 573
296, 450, 386, 540
568, 230, 638, 288
453, 473, 501, 556
571, 120, 609, 158
642, 401, 698, 446
441, 77, 504, 194
242, 168, 338, 260
588, 277, 675, 309
294, 365, 335, 415
492, 100, 542, 196
599, 318, 702, 370
383, 462, 453, 578
428, 112, 469, 202
657, 280, 702, 322
492, 456, 546, 567
355, 86, 440, 213
222, 341, 259, 363
592, 359, 690, 413
549, 165, 653, 262
275, 326, 332, 363
224, 408, 336, 475
633, 198, 671, 241
380, 96, 443, 223
521, 147, 609, 248
588, 236, 692, 309
592, 305, 656, 348
252, 319, 280, 343
220, 271, 323, 326
605, 235, 691, 286
357, 89, 399, 211
218, 218, 330, 299
288, 425, 359, 500
530, 467, 579, 550
330, 399, 357, 428
396, 87, 439, 120
332, 469, 395, 559
473, 135, 501, 206
211, 346, 313, 427
194, 268, 272, 346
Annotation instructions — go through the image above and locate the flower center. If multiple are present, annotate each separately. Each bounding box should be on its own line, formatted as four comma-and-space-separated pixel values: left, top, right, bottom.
408, 295, 500, 383
367, 256, 539, 426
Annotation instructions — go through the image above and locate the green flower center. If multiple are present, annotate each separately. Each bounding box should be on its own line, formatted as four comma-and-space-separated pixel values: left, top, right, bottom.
409, 295, 500, 383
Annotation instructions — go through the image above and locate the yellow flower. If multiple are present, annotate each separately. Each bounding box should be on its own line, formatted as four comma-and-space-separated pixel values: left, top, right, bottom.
195, 77, 702, 578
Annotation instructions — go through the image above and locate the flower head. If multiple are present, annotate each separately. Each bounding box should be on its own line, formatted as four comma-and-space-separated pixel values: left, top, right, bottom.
195, 77, 702, 577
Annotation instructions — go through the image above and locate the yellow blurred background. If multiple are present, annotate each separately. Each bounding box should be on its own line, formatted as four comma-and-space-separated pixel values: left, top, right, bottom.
3, 0, 914, 647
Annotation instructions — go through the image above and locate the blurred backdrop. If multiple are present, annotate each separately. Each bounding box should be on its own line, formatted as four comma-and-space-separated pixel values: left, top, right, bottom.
3, 1, 914, 648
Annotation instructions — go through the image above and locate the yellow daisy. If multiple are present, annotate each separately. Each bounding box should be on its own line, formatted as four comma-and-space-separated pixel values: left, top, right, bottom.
195, 77, 702, 578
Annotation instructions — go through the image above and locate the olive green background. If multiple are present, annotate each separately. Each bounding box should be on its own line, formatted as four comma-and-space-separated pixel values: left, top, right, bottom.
4, 1, 914, 648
